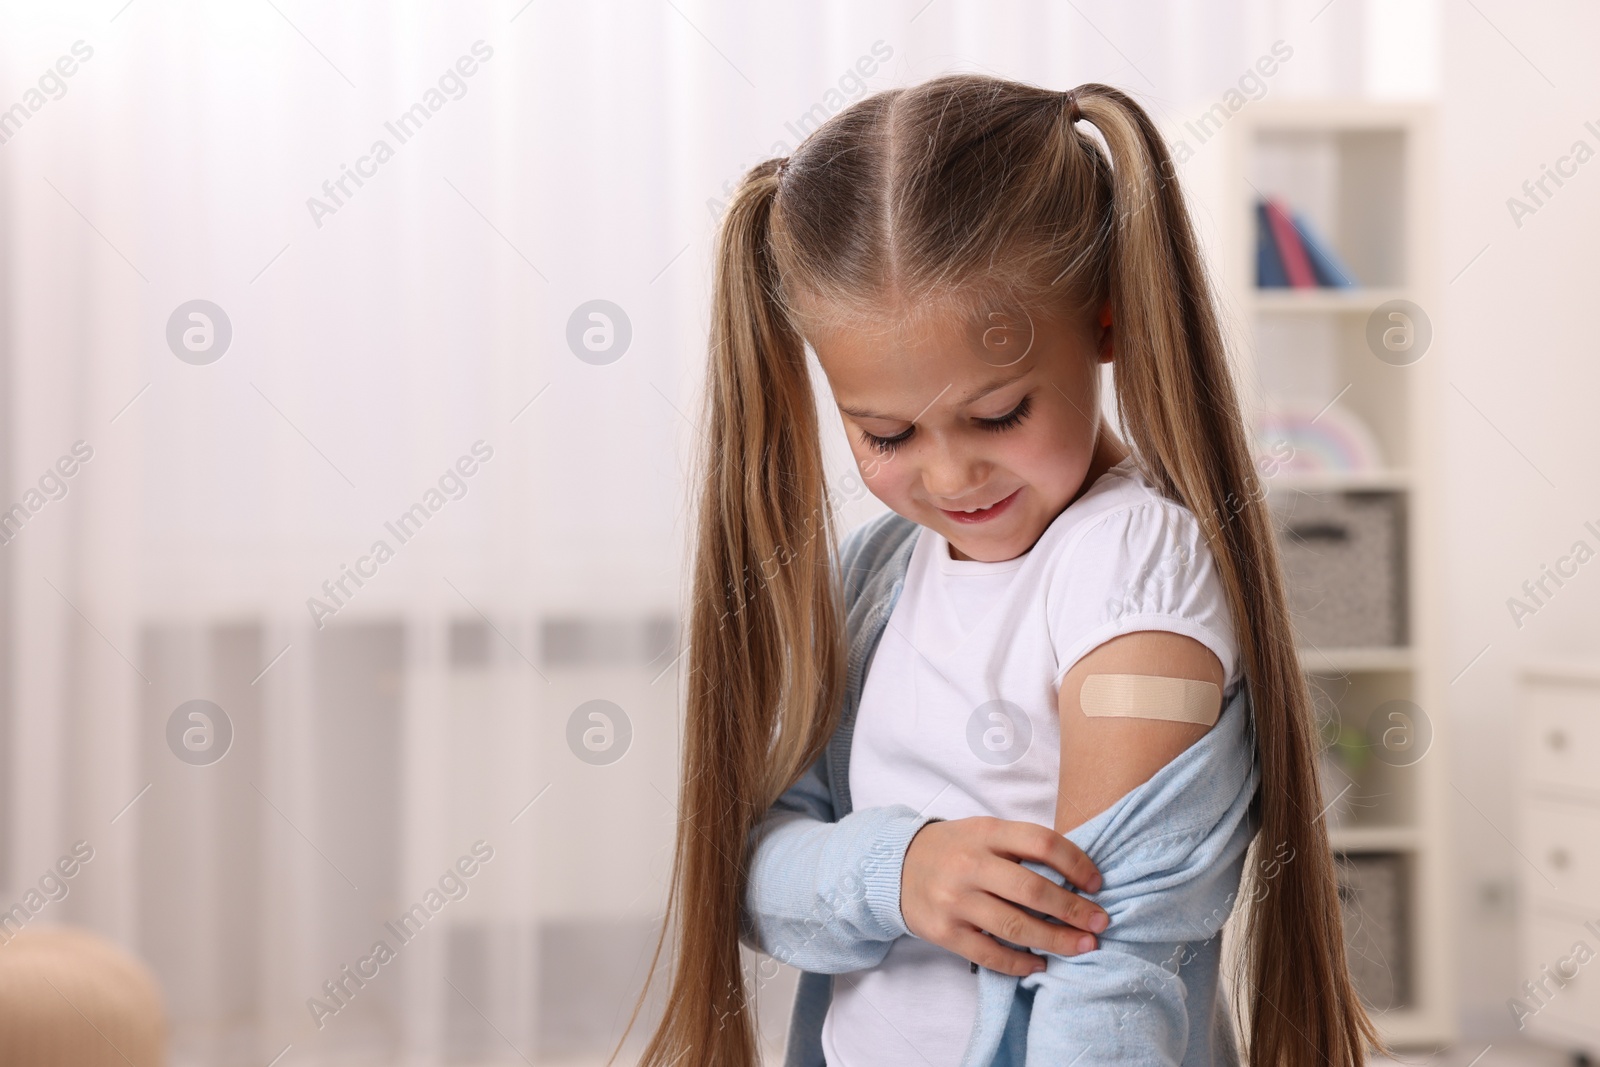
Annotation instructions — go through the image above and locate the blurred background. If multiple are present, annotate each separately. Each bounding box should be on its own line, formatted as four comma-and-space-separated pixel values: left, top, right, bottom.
0, 1, 1595, 1065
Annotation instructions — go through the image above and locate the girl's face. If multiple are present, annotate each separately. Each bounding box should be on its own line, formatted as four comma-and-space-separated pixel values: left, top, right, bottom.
808, 299, 1122, 563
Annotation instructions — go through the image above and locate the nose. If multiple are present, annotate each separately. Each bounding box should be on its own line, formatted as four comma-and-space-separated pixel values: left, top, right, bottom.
919, 435, 989, 504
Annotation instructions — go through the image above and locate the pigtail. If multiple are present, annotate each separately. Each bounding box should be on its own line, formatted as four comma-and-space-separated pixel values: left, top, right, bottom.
621, 157, 847, 1067
1068, 83, 1383, 1065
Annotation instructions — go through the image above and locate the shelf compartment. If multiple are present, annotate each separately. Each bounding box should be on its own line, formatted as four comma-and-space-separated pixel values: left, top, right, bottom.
1336, 850, 1413, 1012
1249, 126, 1409, 290
1250, 312, 1418, 471
1273, 489, 1409, 650
1309, 669, 1423, 832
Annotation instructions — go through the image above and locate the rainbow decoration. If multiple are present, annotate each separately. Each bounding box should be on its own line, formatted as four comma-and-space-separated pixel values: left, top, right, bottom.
1255, 404, 1383, 475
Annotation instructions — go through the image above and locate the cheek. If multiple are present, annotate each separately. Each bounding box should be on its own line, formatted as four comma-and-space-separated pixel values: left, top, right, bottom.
1011, 413, 1072, 456
851, 444, 916, 503
1008, 437, 1064, 483
1008, 414, 1096, 488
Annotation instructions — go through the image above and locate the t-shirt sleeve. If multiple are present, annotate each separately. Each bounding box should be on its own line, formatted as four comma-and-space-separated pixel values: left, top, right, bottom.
1044, 501, 1239, 689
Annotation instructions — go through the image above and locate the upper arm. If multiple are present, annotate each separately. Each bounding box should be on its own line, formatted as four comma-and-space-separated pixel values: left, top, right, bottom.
1054, 629, 1224, 834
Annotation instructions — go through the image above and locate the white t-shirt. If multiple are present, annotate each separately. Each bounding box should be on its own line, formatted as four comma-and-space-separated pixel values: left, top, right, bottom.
819, 458, 1240, 1067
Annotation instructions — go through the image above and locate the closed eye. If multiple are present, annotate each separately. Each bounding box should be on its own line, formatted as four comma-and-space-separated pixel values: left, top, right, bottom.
859, 425, 914, 455
857, 392, 1034, 455
975, 392, 1033, 432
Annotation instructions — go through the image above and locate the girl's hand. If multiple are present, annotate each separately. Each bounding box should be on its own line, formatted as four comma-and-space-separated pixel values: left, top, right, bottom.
900, 817, 1108, 976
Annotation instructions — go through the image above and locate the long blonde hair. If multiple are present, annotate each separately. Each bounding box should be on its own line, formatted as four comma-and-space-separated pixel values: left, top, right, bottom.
626, 75, 1382, 1067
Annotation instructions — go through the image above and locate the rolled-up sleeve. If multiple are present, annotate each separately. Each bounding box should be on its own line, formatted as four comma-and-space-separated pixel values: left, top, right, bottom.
1017, 824, 1252, 1066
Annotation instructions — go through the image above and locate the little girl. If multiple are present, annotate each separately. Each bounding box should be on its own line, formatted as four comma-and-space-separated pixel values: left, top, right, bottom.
630, 76, 1380, 1066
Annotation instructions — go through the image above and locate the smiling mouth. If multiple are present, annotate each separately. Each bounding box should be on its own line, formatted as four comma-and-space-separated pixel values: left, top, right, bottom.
938, 487, 1021, 524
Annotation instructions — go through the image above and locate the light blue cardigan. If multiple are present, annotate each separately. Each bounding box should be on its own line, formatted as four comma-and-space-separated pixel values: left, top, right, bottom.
739, 509, 1262, 1066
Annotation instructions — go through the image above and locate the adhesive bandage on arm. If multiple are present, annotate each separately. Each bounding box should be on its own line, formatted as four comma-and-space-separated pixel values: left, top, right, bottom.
1079, 674, 1221, 726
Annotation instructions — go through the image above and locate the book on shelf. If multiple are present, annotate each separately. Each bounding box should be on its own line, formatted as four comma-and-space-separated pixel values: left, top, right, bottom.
1292, 207, 1356, 287
1255, 196, 1358, 289
1264, 198, 1317, 287
1255, 200, 1288, 287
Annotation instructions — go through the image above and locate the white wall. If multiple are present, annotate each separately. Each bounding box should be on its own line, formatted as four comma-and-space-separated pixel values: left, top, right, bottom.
1440, 0, 1600, 1038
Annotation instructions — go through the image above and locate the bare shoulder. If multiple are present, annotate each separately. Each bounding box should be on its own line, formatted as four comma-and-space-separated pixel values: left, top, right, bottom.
1053, 630, 1225, 834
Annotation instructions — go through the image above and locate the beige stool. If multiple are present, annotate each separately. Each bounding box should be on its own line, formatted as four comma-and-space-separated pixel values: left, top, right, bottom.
0, 924, 166, 1066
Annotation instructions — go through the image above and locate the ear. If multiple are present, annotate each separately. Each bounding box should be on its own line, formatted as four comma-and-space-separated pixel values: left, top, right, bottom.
1096, 301, 1114, 363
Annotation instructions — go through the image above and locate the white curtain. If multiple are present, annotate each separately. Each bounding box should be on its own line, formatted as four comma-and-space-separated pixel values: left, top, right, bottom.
0, 1, 1423, 1063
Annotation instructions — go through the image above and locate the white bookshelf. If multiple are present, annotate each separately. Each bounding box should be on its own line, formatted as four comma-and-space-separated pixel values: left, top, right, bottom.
1218, 102, 1452, 1050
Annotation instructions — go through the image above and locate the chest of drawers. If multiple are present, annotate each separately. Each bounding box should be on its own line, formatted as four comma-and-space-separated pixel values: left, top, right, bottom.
1515, 662, 1600, 1051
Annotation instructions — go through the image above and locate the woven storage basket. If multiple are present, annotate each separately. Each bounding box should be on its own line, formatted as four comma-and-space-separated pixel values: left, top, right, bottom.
1273, 490, 1406, 648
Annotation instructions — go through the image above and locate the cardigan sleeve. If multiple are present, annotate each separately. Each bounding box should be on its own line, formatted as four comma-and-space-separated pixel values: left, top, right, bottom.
738, 748, 938, 973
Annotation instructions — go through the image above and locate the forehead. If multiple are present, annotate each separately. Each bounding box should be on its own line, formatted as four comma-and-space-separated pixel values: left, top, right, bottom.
803, 299, 1064, 404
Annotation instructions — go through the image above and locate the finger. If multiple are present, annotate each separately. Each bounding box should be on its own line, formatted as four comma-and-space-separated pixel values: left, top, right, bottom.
979, 857, 1108, 935
943, 925, 1048, 978
968, 893, 1098, 958
993, 820, 1104, 894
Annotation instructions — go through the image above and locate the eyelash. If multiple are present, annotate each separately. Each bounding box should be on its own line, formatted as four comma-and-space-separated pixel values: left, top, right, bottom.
978, 392, 1033, 434
858, 392, 1034, 455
